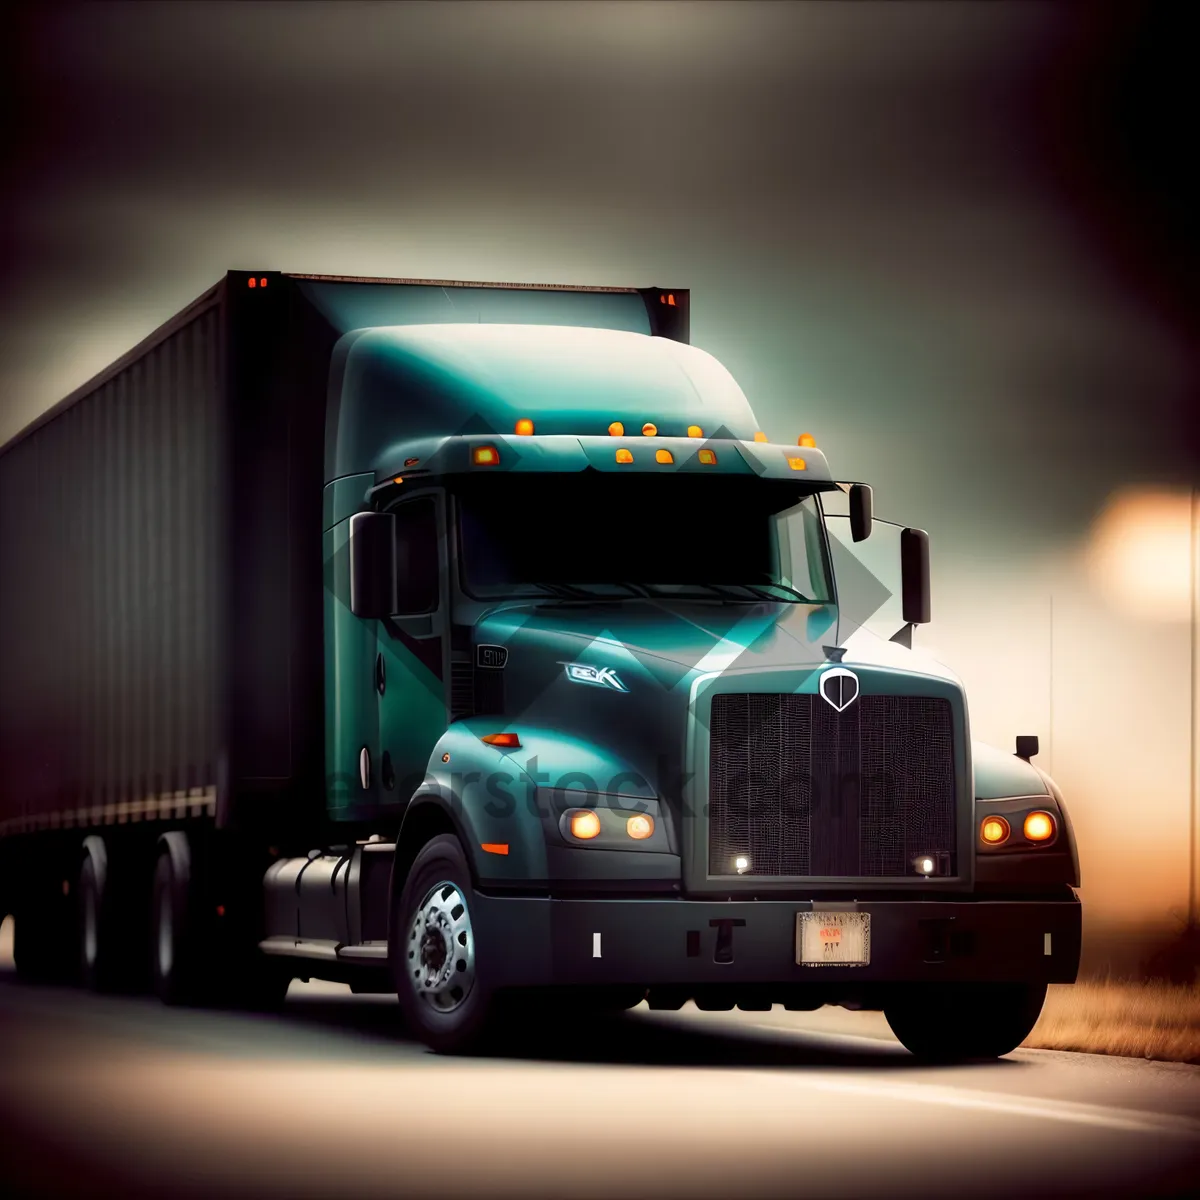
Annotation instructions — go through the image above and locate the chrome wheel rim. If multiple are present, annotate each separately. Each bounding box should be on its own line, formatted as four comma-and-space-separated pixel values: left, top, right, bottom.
407, 880, 475, 1013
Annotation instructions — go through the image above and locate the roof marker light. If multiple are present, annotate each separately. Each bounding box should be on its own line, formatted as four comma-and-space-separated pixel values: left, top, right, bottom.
615, 448, 634, 464
608, 421, 625, 437
656, 449, 674, 464
514, 418, 534, 436
404, 457, 420, 467
668, 294, 676, 306
698, 449, 718, 465
798, 433, 816, 448
472, 444, 500, 466
687, 425, 703, 438
642, 423, 658, 437
481, 732, 521, 749
788, 457, 807, 471
754, 432, 768, 443
248, 278, 257, 288
260, 278, 268, 287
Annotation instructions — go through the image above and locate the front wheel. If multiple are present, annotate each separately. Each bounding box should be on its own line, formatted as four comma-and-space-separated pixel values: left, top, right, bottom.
391, 834, 493, 1054
884, 982, 1047, 1062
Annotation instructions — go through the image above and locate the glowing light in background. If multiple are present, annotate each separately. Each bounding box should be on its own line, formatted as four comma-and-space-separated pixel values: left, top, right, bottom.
1086, 487, 1196, 622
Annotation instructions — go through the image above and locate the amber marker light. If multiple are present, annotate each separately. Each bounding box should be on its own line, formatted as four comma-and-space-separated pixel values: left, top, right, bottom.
698, 449, 718, 465
1024, 811, 1056, 842
798, 433, 817, 448
615, 448, 634, 464
642, 422, 658, 437
687, 425, 703, 438
754, 432, 768, 443
608, 421, 625, 436
788, 457, 807, 471
472, 444, 500, 466
514, 418, 534, 436
481, 843, 509, 855
626, 814, 654, 840
481, 732, 521, 749
656, 449, 674, 464
391, 475, 404, 485
980, 815, 1010, 846
570, 810, 602, 840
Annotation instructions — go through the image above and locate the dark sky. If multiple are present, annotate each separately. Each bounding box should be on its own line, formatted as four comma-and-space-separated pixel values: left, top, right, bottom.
2, 1, 1196, 552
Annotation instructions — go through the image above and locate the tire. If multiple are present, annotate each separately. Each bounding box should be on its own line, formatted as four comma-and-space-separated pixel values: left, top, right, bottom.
391, 834, 493, 1054
151, 837, 201, 1005
77, 851, 110, 992
884, 982, 1047, 1062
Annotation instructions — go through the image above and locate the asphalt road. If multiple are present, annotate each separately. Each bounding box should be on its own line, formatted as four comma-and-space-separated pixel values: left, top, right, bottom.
1, 938, 1198, 1200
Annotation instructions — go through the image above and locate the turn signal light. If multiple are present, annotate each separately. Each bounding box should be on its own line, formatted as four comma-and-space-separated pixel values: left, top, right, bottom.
980, 815, 1010, 845
514, 418, 534, 436
569, 810, 602, 840
615, 448, 634, 464
798, 433, 817, 448
655, 449, 674, 464
626, 814, 654, 840
697, 449, 718, 465
642, 422, 658, 437
472, 444, 500, 466
1024, 811, 1056, 842
481, 732, 521, 748
787, 457, 807, 471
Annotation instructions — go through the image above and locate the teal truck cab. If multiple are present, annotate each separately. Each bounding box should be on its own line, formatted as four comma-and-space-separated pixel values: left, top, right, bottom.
0, 272, 1080, 1060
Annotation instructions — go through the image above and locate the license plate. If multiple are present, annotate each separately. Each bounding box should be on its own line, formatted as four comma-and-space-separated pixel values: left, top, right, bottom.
796, 911, 871, 967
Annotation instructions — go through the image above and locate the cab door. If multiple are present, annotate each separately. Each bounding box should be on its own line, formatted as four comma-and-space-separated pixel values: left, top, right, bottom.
375, 493, 448, 804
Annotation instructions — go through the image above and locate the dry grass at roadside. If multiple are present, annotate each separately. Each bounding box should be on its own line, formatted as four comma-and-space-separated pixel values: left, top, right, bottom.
1026, 979, 1200, 1063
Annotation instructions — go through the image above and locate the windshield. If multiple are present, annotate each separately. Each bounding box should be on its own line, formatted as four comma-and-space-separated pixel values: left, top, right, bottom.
455, 474, 833, 602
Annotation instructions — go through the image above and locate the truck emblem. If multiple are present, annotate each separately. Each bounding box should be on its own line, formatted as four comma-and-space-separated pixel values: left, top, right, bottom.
562, 662, 628, 692
819, 667, 859, 712
476, 644, 508, 669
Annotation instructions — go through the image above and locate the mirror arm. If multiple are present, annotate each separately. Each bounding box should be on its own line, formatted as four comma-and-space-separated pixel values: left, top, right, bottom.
889, 622, 915, 648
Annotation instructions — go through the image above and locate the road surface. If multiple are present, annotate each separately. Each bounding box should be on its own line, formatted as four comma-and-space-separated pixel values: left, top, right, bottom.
0, 930, 1197, 1199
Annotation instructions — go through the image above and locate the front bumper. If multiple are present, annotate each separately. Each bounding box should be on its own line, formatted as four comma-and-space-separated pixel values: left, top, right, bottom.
473, 893, 1081, 990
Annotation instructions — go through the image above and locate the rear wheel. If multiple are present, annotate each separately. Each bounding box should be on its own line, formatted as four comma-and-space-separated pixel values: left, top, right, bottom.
151, 836, 203, 1005
392, 834, 493, 1054
884, 982, 1047, 1061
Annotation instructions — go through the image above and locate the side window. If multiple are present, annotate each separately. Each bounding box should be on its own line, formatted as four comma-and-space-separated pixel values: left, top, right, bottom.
393, 497, 439, 615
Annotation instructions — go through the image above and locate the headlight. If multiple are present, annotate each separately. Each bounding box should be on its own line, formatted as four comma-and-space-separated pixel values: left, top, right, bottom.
1023, 811, 1056, 843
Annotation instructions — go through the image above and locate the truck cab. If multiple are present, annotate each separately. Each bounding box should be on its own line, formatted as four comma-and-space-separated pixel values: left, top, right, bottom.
290, 318, 1080, 1056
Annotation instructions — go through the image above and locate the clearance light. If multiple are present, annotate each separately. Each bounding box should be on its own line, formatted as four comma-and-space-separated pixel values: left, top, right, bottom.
688, 425, 703, 438
656, 449, 674, 464
404, 457, 420, 467
698, 449, 718, 465
260, 278, 268, 288
481, 843, 509, 855
514, 418, 535, 436
642, 423, 658, 437
788, 457, 807, 471
570, 810, 602, 840
609, 421, 625, 436
481, 732, 521, 749
391, 475, 404, 485
626, 814, 654, 840
798, 433, 817, 448
754, 432, 768, 443
472, 444, 500, 466
615, 448, 634, 464
1024, 811, 1056, 842
735, 856, 750, 874
248, 278, 257, 288
980, 816, 1011, 846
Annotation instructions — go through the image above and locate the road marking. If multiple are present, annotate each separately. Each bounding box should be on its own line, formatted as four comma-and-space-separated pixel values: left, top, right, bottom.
779, 1072, 1200, 1139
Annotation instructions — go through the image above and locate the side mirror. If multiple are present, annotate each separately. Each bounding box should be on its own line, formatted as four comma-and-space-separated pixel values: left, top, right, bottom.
1015, 735, 1039, 762
900, 527, 930, 624
349, 512, 396, 618
849, 484, 873, 542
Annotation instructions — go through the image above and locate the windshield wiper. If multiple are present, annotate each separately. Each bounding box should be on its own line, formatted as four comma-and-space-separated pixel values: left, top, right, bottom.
531, 581, 597, 600
750, 579, 815, 602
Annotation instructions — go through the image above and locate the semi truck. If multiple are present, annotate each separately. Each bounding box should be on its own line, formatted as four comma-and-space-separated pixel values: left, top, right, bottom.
0, 271, 1081, 1058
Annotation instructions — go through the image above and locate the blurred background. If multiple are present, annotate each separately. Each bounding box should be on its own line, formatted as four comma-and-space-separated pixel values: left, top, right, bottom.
2, 0, 1196, 974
